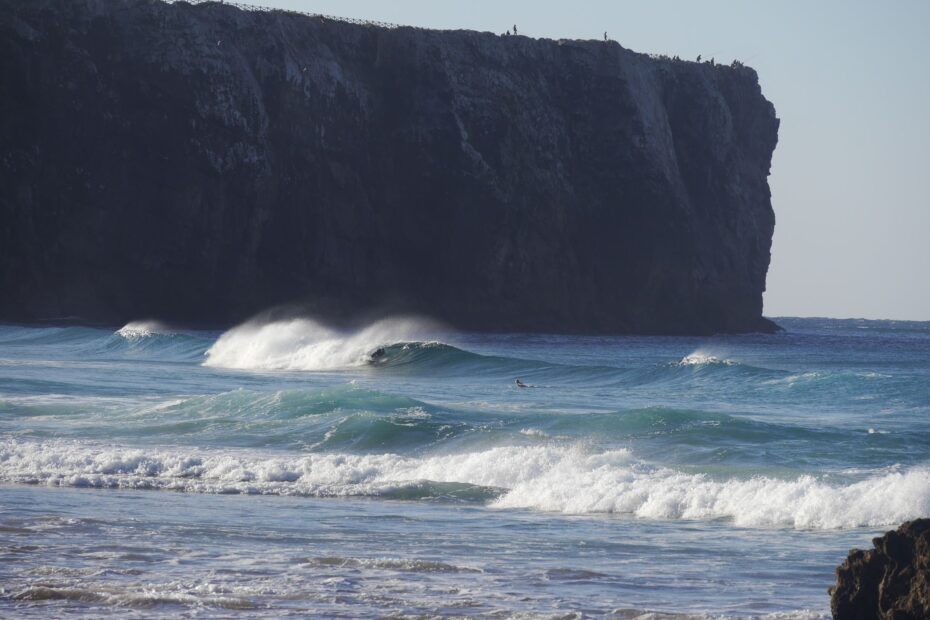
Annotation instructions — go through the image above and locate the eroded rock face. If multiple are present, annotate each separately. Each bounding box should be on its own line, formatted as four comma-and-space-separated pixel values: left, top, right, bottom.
831, 519, 930, 620
0, 0, 779, 334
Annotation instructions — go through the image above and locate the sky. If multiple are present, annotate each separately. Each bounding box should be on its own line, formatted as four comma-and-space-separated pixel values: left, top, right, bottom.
223, 0, 929, 321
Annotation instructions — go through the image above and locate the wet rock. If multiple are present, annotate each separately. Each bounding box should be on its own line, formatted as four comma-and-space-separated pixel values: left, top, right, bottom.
830, 519, 930, 620
0, 0, 779, 334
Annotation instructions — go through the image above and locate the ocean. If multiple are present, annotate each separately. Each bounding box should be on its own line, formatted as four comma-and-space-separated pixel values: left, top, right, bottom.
1, 316, 928, 618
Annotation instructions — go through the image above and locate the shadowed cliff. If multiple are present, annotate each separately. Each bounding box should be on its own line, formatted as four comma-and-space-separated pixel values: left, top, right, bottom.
0, 0, 779, 334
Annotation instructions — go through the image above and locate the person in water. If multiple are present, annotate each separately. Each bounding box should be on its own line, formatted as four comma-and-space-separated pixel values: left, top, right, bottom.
514, 378, 528, 388
370, 347, 386, 362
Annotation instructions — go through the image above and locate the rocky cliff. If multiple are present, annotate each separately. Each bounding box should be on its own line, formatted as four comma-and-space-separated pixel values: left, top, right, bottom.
0, 0, 779, 334
831, 519, 930, 620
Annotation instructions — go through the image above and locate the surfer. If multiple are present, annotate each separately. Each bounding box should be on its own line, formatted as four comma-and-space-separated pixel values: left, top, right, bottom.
514, 378, 528, 388
369, 347, 386, 363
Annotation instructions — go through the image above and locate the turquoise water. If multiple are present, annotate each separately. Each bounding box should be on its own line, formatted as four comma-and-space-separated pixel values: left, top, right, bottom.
1, 316, 929, 617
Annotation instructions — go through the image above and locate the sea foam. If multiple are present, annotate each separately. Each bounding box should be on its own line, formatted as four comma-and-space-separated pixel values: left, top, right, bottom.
677, 350, 737, 366
116, 320, 174, 339
3, 438, 928, 530
203, 316, 445, 371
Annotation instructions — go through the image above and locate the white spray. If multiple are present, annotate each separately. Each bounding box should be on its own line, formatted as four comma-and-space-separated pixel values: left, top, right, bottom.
203, 316, 446, 371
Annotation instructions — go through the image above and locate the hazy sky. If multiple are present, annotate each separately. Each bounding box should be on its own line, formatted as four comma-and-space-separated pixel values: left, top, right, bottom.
230, 0, 929, 320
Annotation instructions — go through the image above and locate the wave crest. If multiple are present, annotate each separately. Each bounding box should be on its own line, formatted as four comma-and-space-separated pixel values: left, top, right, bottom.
115, 320, 174, 339
3, 439, 928, 530
203, 316, 446, 371
677, 351, 737, 367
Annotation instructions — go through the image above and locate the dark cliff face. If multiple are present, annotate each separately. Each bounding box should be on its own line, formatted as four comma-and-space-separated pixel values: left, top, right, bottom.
0, 0, 779, 334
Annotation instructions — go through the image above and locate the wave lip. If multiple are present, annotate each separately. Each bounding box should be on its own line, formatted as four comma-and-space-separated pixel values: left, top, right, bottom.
492, 456, 930, 529
203, 316, 447, 371
677, 350, 737, 367
3, 439, 929, 530
115, 320, 174, 339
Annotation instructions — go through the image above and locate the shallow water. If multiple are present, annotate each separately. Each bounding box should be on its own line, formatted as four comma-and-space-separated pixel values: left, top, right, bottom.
1, 316, 928, 617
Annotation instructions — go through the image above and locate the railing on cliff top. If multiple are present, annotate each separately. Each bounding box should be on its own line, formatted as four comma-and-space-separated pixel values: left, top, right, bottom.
163, 0, 407, 30
163, 0, 723, 60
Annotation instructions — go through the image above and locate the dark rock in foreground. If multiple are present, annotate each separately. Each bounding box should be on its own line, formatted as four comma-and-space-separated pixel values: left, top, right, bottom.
831, 519, 930, 620
0, 0, 779, 334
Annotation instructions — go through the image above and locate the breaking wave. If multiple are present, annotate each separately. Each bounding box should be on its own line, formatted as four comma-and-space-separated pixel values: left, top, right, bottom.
677, 350, 738, 366
116, 320, 175, 339
3, 438, 928, 530
203, 316, 449, 371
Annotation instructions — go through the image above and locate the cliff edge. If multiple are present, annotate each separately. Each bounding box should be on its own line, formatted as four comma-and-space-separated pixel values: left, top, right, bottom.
0, 0, 780, 334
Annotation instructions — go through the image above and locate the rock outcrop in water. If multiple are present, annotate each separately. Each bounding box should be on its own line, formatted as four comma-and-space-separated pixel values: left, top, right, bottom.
830, 519, 930, 620
0, 0, 779, 334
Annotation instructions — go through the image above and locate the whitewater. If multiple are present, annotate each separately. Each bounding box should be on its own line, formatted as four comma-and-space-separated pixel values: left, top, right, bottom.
1, 317, 929, 617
